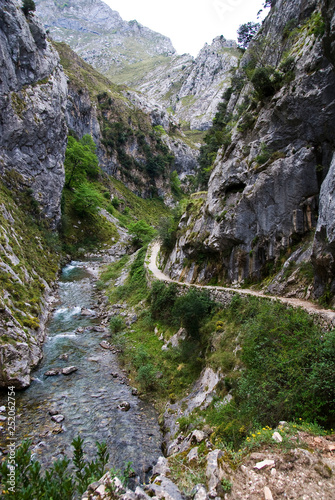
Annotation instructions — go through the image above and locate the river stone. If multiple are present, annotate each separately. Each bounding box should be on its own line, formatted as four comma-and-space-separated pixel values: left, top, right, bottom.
59, 353, 69, 360
264, 486, 274, 500
93, 326, 105, 332
118, 401, 130, 412
254, 460, 275, 470
192, 484, 207, 500
0, 416, 7, 422
49, 407, 61, 416
62, 366, 78, 375
187, 447, 199, 464
100, 341, 113, 350
81, 308, 95, 316
45, 369, 60, 376
51, 414, 65, 423
0, 406, 6, 412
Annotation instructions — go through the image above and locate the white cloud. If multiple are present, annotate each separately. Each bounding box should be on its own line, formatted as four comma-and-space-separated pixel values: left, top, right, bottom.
103, 0, 268, 56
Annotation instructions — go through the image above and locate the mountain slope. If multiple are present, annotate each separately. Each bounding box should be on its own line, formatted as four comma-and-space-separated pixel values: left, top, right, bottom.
35, 0, 240, 132
163, 0, 335, 304
35, 0, 175, 78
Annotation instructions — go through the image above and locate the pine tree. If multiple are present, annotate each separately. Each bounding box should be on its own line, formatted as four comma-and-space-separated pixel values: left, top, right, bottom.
22, 0, 36, 17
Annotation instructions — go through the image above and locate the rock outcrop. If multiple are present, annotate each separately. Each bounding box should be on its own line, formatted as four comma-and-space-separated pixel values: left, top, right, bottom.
164, 0, 335, 301
35, 0, 239, 132
35, 0, 175, 79
0, 0, 67, 388
0, 0, 67, 227
135, 37, 239, 131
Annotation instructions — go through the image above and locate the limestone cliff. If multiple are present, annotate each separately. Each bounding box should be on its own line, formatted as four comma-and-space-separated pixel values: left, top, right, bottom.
0, 0, 67, 387
135, 37, 240, 131
55, 42, 198, 198
35, 0, 175, 79
35, 0, 239, 133
0, 0, 67, 227
164, 0, 335, 303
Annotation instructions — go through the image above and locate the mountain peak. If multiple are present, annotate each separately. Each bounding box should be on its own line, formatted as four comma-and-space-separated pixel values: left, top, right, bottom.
35, 0, 176, 76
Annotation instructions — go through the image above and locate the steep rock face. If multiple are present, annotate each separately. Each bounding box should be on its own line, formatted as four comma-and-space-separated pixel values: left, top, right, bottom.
0, 0, 67, 227
134, 37, 239, 131
165, 0, 335, 294
55, 41, 198, 198
312, 0, 335, 298
0, 1, 66, 388
35, 0, 239, 132
35, 0, 175, 78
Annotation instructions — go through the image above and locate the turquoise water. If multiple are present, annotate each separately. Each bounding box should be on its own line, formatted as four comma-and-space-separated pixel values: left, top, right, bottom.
0, 261, 162, 482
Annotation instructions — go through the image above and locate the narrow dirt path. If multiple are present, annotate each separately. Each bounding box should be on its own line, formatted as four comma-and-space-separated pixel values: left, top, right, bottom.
148, 242, 335, 326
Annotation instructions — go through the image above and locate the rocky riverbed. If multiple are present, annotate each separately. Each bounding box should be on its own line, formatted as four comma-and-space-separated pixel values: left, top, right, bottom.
0, 255, 162, 483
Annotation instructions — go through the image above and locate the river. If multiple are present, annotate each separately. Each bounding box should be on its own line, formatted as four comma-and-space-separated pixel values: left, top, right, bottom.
0, 259, 162, 484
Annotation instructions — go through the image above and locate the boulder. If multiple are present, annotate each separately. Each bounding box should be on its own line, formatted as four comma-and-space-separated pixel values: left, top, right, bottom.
62, 366, 78, 375
51, 414, 65, 423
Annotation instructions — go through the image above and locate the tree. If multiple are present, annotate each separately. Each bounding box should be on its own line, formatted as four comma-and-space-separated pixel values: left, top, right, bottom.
72, 182, 102, 217
128, 220, 156, 247
64, 135, 100, 188
172, 288, 213, 340
237, 22, 260, 49
22, 0, 36, 16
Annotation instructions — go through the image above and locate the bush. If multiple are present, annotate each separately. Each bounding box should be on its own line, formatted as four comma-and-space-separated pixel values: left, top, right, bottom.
157, 216, 178, 252
235, 299, 335, 428
150, 281, 178, 322
172, 288, 214, 340
251, 66, 282, 99
21, 0, 35, 16
237, 22, 260, 49
170, 170, 182, 198
109, 315, 125, 334
128, 220, 156, 247
0, 437, 109, 499
65, 135, 100, 189
72, 182, 102, 217
136, 363, 157, 391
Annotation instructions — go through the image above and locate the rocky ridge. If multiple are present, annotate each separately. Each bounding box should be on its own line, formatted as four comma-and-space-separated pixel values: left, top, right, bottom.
135, 37, 239, 131
35, 0, 240, 132
35, 0, 175, 78
164, 0, 335, 302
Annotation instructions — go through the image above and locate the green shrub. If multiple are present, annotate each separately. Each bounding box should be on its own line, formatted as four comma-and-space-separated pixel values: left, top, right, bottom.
251, 66, 282, 99
72, 182, 103, 216
170, 170, 183, 198
128, 220, 156, 247
111, 196, 120, 209
235, 299, 335, 427
0, 437, 109, 499
254, 142, 272, 165
172, 288, 214, 340
149, 281, 178, 322
157, 216, 178, 251
65, 135, 100, 189
136, 363, 157, 390
21, 0, 36, 16
110, 315, 125, 334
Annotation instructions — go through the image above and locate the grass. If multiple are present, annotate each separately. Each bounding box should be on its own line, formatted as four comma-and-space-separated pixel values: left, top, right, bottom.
109, 178, 171, 227
0, 182, 61, 330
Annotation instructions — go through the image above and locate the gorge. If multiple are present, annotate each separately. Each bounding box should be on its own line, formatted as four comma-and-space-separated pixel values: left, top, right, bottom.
1, 0, 335, 498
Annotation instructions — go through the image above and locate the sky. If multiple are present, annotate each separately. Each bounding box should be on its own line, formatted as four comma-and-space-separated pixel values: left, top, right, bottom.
103, 0, 269, 57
